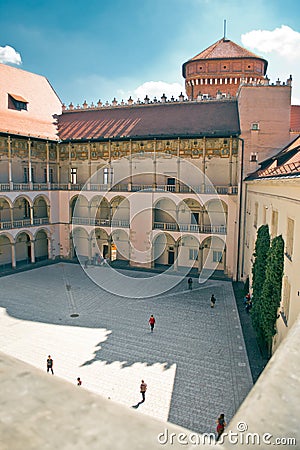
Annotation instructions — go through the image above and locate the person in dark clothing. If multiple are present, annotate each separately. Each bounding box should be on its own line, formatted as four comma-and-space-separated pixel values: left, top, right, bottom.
188, 277, 193, 290
77, 377, 82, 386
140, 380, 147, 402
216, 413, 226, 441
149, 315, 156, 332
47, 355, 54, 375
210, 294, 216, 308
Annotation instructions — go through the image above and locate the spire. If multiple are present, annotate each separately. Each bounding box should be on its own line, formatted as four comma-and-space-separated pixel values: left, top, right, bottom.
223, 19, 227, 41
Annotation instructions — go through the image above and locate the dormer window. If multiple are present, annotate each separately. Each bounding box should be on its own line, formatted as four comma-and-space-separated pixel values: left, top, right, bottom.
8, 93, 28, 111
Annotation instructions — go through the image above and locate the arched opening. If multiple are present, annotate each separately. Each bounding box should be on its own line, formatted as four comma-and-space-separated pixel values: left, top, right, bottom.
35, 230, 49, 261
200, 236, 226, 273
71, 227, 89, 262
153, 198, 177, 231
33, 196, 49, 224
15, 232, 32, 265
152, 232, 176, 266
110, 229, 130, 262
0, 234, 13, 269
13, 197, 31, 224
90, 196, 110, 226
203, 199, 227, 234
178, 198, 203, 232
91, 228, 109, 263
177, 235, 200, 269
0, 198, 12, 228
110, 196, 130, 227
71, 195, 89, 224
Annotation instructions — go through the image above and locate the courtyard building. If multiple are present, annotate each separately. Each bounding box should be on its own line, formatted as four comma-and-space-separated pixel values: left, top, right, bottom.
0, 35, 299, 350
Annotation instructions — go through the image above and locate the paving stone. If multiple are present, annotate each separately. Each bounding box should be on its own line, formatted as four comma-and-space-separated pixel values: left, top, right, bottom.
0, 263, 252, 435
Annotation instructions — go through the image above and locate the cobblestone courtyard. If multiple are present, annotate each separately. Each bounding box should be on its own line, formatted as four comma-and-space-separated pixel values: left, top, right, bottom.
0, 263, 252, 434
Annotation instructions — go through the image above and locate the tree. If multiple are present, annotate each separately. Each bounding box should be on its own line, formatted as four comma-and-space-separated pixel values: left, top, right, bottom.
251, 225, 270, 338
259, 235, 284, 355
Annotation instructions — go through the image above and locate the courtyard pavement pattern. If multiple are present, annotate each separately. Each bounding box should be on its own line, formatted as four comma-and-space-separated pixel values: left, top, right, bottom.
0, 263, 252, 434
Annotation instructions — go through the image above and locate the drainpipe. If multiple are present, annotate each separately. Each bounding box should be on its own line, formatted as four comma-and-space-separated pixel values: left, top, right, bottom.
236, 137, 244, 281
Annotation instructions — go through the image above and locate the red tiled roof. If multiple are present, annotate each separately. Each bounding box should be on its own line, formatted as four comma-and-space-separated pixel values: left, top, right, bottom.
182, 38, 268, 78
252, 138, 300, 179
290, 105, 300, 132
190, 38, 264, 61
0, 63, 62, 140
58, 101, 240, 141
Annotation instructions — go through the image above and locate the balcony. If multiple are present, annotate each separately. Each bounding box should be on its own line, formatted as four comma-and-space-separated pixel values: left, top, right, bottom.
0, 217, 49, 230
71, 217, 130, 228
153, 222, 227, 234
0, 182, 238, 195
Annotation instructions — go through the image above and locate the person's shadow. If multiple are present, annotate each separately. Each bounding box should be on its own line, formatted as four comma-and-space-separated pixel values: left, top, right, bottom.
131, 400, 144, 409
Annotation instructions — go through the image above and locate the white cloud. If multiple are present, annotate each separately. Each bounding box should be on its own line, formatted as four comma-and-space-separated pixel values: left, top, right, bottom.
241, 25, 300, 60
0, 45, 22, 65
131, 81, 185, 101
241, 25, 300, 104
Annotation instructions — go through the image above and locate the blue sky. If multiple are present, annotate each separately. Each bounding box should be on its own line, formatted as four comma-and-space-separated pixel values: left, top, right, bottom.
1, 0, 300, 105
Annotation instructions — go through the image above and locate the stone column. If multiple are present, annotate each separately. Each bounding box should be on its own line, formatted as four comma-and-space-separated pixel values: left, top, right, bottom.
11, 243, 16, 268
202, 137, 206, 194
56, 143, 60, 185
30, 239, 35, 263
28, 139, 33, 190
46, 141, 50, 189
173, 242, 178, 271
8, 136, 13, 190
30, 206, 34, 226
229, 137, 233, 193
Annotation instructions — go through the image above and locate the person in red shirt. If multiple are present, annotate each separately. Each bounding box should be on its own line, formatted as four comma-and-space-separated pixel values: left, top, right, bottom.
149, 315, 156, 332
140, 380, 147, 402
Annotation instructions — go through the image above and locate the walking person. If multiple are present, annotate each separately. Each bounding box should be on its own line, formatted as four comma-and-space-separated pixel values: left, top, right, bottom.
47, 355, 54, 375
188, 277, 193, 290
149, 314, 156, 332
210, 294, 216, 308
216, 413, 226, 441
77, 377, 82, 386
140, 379, 147, 403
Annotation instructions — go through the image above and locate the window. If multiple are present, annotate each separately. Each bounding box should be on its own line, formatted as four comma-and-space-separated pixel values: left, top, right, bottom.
24, 200, 30, 218
103, 168, 109, 184
8, 94, 28, 111
262, 206, 267, 224
70, 167, 77, 185
23, 167, 34, 183
271, 210, 278, 237
250, 153, 258, 162
213, 251, 223, 263
286, 218, 294, 260
251, 123, 259, 131
282, 276, 291, 324
254, 202, 258, 228
44, 168, 54, 183
189, 249, 198, 260
103, 167, 113, 185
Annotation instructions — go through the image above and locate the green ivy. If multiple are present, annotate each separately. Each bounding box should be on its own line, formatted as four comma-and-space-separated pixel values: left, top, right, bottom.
259, 235, 284, 355
251, 225, 270, 338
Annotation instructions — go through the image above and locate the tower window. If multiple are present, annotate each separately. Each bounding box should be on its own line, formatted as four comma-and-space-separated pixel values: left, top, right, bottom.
251, 122, 259, 130
250, 153, 258, 162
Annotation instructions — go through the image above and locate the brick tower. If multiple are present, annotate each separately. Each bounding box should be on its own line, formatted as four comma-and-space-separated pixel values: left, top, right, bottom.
182, 37, 268, 100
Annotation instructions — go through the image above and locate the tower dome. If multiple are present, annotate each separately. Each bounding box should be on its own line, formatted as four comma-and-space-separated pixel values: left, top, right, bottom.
182, 37, 268, 100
